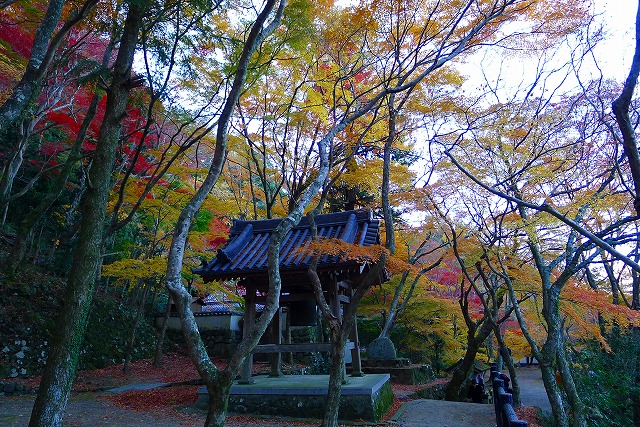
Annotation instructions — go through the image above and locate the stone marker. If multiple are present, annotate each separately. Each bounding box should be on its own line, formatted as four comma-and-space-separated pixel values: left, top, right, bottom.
367, 337, 397, 360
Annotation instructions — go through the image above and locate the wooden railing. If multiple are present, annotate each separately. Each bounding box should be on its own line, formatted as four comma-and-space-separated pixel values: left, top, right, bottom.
490, 364, 528, 427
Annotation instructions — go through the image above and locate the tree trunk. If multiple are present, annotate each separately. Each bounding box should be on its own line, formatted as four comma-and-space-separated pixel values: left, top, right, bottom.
539, 360, 568, 427
381, 93, 396, 255
0, 0, 96, 153
0, 0, 64, 138
123, 280, 151, 374
503, 250, 570, 427
27, 2, 146, 425
612, 2, 640, 215
539, 286, 570, 427
322, 326, 347, 427
153, 296, 172, 367
166, 280, 231, 427
379, 270, 409, 338
161, 3, 288, 425
0, 131, 28, 207
203, 379, 232, 427
495, 325, 520, 406
306, 203, 389, 426
556, 345, 587, 427
445, 323, 492, 401
445, 342, 480, 401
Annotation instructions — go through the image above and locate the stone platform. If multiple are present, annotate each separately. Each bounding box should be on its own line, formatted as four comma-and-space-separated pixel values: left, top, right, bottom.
197, 374, 393, 421
359, 358, 434, 385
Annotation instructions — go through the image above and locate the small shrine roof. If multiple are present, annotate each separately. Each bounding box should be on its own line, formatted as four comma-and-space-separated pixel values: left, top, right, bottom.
193, 209, 382, 283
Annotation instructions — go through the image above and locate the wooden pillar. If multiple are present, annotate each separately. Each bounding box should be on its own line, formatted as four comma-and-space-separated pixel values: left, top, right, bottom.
349, 311, 363, 377
331, 276, 341, 321
239, 282, 256, 384
331, 276, 347, 381
283, 307, 292, 364
269, 307, 283, 377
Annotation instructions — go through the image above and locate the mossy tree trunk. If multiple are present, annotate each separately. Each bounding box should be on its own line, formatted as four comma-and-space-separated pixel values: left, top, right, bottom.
28, 2, 147, 425
153, 296, 172, 367
162, 3, 287, 426
494, 324, 520, 406
0, 0, 65, 143
324, 323, 347, 427
496, 249, 569, 427
444, 320, 492, 401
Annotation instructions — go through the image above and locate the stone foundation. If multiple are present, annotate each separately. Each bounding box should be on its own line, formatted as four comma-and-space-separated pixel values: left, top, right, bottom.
360, 365, 434, 385
197, 374, 393, 422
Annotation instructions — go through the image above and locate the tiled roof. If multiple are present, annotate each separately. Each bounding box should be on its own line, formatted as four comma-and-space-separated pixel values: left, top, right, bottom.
194, 209, 381, 282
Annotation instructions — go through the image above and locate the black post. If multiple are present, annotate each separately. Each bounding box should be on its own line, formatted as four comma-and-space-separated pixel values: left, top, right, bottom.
501, 392, 512, 426
493, 378, 504, 427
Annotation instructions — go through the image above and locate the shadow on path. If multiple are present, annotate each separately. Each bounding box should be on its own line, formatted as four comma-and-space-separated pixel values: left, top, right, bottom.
391, 399, 495, 427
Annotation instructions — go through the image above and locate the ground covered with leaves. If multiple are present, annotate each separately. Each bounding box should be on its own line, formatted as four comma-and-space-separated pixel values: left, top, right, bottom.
93, 353, 415, 425
6, 354, 547, 426
514, 406, 546, 427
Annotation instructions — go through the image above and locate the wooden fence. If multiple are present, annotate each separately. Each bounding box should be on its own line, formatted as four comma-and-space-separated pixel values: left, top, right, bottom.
490, 364, 528, 427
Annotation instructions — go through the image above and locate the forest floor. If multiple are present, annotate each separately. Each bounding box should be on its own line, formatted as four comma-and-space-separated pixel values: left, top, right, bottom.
0, 354, 550, 426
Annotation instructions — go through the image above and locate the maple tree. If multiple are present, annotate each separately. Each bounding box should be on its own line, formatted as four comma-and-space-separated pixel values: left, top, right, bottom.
573, 69, 640, 310
418, 194, 525, 403
352, 0, 595, 414
311, 0, 555, 424
162, 2, 291, 426
1, 25, 118, 274
437, 62, 640, 424
0, 0, 98, 214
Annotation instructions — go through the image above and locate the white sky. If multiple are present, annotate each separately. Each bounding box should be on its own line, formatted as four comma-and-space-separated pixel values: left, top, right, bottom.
404, 1, 640, 224
593, 0, 637, 79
